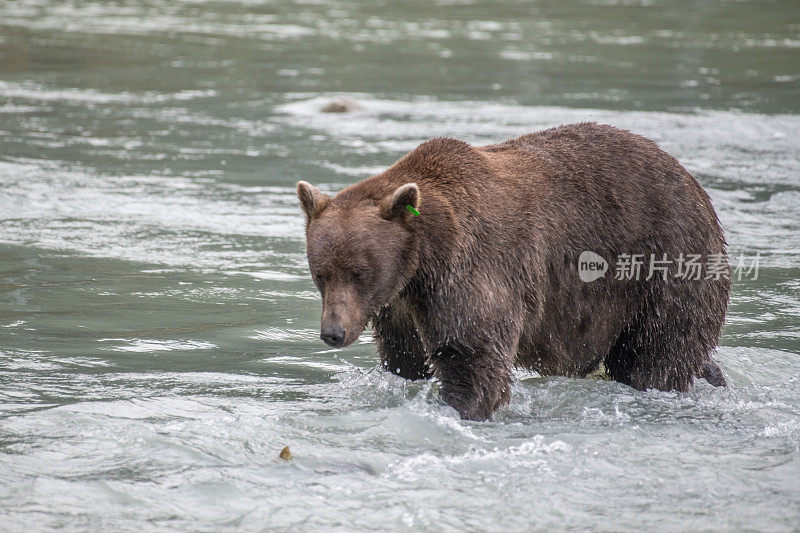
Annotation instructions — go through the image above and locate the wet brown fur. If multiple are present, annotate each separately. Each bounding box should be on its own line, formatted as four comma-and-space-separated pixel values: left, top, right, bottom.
298, 123, 730, 421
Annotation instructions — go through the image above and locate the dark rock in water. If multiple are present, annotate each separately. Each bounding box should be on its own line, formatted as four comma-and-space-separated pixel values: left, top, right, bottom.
320, 100, 362, 113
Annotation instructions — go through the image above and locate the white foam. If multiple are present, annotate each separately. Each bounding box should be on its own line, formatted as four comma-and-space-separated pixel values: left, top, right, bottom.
98, 338, 217, 352
0, 80, 217, 105
0, 159, 305, 273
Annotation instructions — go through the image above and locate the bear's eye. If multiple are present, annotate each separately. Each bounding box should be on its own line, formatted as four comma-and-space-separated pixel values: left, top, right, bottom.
351, 271, 363, 282
314, 274, 324, 286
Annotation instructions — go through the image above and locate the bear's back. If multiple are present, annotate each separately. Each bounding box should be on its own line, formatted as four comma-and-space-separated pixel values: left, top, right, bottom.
476, 122, 719, 245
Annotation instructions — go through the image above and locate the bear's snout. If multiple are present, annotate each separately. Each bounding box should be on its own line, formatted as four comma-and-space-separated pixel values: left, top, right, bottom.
320, 325, 346, 347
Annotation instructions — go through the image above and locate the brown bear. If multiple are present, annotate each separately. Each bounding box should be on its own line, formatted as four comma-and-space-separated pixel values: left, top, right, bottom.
297, 123, 729, 421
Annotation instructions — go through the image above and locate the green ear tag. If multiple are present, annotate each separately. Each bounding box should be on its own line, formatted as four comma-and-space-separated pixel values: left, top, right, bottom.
406, 205, 420, 216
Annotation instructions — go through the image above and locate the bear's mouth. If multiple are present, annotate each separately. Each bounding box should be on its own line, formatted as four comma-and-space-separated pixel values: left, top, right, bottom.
340, 324, 365, 348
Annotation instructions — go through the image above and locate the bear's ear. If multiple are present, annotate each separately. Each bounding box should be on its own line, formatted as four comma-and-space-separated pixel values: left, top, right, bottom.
379, 183, 420, 221
297, 181, 331, 220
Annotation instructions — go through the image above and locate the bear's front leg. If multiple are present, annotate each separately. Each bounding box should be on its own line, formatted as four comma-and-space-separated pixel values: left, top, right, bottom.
430, 344, 513, 421
373, 304, 432, 380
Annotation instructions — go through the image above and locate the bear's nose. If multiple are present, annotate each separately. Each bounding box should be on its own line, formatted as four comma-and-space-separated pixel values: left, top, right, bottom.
321, 325, 346, 347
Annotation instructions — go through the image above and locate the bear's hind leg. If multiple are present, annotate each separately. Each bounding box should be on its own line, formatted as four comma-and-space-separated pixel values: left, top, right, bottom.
605, 280, 726, 392
605, 317, 696, 392
372, 305, 432, 380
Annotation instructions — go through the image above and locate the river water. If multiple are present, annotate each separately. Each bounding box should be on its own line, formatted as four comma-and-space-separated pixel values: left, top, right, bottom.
1, 1, 799, 531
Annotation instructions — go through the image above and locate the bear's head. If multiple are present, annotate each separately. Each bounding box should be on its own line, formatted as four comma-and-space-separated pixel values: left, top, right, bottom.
297, 180, 420, 348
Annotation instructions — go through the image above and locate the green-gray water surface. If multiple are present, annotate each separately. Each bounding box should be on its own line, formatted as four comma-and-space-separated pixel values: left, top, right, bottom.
1, 1, 799, 531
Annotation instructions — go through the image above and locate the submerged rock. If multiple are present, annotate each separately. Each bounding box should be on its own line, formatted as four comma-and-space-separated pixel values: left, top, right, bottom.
587, 362, 610, 380
320, 99, 362, 113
